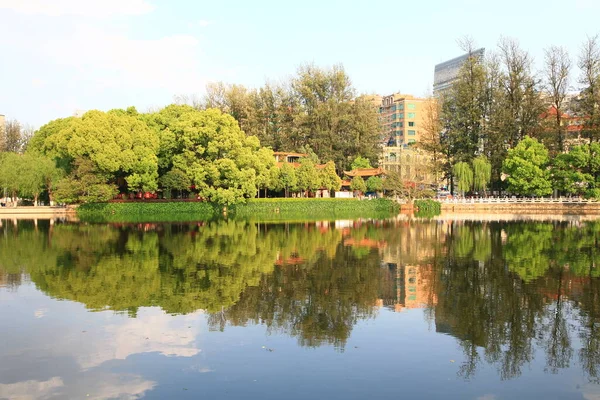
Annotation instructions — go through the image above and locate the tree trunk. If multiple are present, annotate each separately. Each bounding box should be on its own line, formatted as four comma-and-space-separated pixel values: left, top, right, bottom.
34, 194, 39, 207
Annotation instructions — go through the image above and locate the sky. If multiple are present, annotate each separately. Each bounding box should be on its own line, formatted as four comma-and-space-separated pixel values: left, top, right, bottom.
1, 0, 599, 128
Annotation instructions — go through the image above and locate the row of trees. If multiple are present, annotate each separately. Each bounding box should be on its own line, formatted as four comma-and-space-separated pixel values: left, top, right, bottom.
450, 135, 600, 198
0, 118, 33, 153
502, 136, 600, 197
419, 35, 600, 194
2, 104, 355, 205
175, 64, 382, 172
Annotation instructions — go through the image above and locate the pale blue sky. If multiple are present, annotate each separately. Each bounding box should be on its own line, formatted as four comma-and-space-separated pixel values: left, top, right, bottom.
1, 0, 599, 127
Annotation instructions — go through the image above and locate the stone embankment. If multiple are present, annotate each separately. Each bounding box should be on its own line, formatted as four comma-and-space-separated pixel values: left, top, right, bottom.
0, 206, 77, 218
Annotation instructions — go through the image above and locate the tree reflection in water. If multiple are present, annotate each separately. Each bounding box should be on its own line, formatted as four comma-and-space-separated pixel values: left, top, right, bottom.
2, 218, 600, 380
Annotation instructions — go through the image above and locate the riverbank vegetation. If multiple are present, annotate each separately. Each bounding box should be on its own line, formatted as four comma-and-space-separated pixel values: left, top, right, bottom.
419, 35, 600, 197
77, 198, 400, 223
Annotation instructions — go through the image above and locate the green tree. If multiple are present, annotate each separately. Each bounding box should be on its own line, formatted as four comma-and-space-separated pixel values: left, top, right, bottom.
19, 154, 62, 206
453, 162, 474, 195
159, 169, 190, 199
254, 147, 277, 198
279, 162, 297, 198
351, 156, 372, 170
440, 39, 487, 181
472, 156, 491, 194
383, 171, 403, 199
551, 146, 594, 196
319, 161, 342, 194
366, 176, 383, 193
0, 152, 22, 205
350, 176, 367, 195
164, 107, 268, 205
32, 109, 160, 198
53, 158, 118, 203
296, 158, 321, 197
502, 136, 552, 196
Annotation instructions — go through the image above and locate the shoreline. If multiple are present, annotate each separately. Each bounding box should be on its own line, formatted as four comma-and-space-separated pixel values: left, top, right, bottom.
0, 206, 77, 217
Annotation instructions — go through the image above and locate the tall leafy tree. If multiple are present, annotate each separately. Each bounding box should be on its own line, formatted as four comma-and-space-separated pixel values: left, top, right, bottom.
296, 158, 321, 197
502, 136, 552, 196
278, 162, 297, 198
440, 39, 487, 192
472, 156, 492, 195
453, 162, 474, 195
350, 176, 366, 195
19, 154, 62, 206
33, 109, 160, 194
319, 161, 342, 194
350, 156, 372, 170
366, 176, 384, 193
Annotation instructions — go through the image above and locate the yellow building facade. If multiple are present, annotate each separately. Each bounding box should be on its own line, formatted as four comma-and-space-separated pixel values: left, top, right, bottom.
378, 93, 429, 147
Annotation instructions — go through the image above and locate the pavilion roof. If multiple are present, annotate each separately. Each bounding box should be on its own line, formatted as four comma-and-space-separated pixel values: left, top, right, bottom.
343, 167, 385, 178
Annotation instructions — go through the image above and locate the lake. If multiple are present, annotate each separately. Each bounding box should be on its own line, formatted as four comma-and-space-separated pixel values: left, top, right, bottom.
1, 217, 600, 399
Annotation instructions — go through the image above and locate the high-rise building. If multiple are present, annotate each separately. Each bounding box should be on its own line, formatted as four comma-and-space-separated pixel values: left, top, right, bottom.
433, 48, 485, 95
378, 93, 429, 147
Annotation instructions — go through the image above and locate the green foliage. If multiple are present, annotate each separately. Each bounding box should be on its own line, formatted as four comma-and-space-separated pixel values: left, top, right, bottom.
413, 199, 441, 215
77, 198, 400, 223
159, 168, 191, 199
78, 201, 221, 220
0, 152, 62, 204
472, 156, 491, 193
231, 198, 399, 221
278, 162, 298, 197
319, 161, 342, 192
550, 144, 600, 197
382, 171, 403, 198
350, 176, 366, 194
0, 152, 22, 199
164, 108, 267, 205
351, 156, 372, 170
53, 158, 117, 203
453, 161, 474, 194
502, 136, 552, 196
31, 109, 159, 197
199, 65, 382, 171
296, 158, 321, 195
366, 176, 383, 193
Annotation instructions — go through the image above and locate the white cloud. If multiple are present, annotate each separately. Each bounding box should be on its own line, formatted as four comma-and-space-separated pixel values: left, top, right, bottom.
74, 308, 204, 370
0, 377, 64, 400
0, 0, 155, 17
0, 374, 156, 400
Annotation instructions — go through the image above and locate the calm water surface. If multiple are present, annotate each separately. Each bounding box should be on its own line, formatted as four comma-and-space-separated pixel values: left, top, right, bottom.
1, 217, 600, 399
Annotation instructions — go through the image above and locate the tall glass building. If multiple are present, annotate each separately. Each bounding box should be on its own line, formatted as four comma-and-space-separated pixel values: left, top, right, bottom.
433, 48, 485, 95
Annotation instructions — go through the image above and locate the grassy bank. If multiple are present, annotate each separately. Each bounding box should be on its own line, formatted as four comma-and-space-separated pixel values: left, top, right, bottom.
77, 198, 400, 223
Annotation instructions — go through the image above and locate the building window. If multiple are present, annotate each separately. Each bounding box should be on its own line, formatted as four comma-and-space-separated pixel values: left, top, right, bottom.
399, 113, 404, 119
408, 121, 415, 127
407, 104, 416, 110
408, 112, 416, 119
408, 130, 416, 135
399, 122, 403, 128
390, 153, 397, 162
398, 104, 404, 110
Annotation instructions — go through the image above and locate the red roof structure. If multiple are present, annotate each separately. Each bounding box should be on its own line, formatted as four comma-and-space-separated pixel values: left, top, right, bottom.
343, 167, 385, 178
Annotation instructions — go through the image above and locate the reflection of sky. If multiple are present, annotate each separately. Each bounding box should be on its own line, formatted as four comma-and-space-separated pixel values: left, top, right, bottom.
2, 281, 600, 399
0, 283, 203, 399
